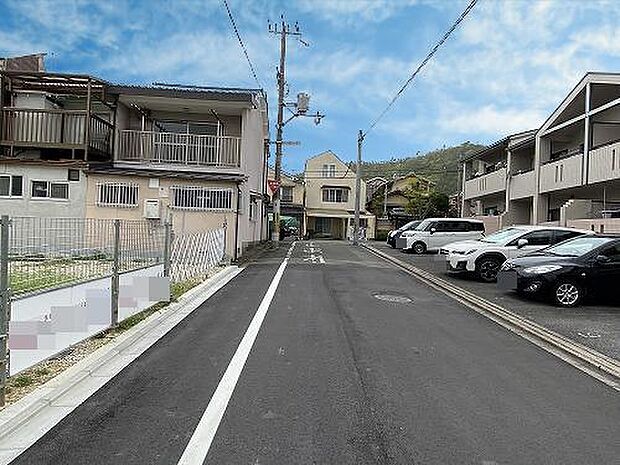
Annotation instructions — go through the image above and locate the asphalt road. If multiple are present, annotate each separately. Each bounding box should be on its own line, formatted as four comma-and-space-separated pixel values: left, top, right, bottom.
374, 241, 620, 360
10, 240, 620, 464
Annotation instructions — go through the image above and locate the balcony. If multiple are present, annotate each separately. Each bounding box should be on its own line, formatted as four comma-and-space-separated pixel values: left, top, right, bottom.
464, 167, 506, 200
1, 108, 113, 158
509, 170, 535, 200
539, 153, 583, 193
117, 130, 241, 168
588, 140, 620, 184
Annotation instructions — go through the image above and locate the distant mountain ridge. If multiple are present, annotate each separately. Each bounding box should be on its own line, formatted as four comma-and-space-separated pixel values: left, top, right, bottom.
362, 142, 484, 194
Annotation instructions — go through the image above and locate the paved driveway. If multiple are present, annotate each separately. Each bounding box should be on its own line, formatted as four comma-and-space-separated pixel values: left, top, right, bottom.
373, 241, 620, 360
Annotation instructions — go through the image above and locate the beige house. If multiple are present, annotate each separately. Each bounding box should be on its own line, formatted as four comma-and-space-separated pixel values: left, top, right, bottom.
0, 68, 269, 259
304, 151, 375, 239
461, 71, 620, 233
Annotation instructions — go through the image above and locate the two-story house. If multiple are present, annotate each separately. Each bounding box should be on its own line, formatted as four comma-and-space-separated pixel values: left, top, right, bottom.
304, 151, 375, 239
0, 68, 269, 259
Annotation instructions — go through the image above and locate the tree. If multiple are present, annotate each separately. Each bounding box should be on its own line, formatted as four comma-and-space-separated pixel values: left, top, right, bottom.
403, 189, 449, 219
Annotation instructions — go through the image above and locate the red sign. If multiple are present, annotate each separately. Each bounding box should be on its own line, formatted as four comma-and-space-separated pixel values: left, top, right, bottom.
268, 180, 281, 193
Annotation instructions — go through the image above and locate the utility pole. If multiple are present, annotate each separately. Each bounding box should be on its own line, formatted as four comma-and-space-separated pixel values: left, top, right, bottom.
272, 18, 288, 243
269, 17, 324, 244
353, 130, 364, 245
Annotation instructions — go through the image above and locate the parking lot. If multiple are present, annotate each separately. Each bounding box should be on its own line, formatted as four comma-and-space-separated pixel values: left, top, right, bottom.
372, 241, 620, 361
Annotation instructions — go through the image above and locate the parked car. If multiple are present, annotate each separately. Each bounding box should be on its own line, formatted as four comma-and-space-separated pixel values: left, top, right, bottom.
400, 218, 485, 254
386, 220, 421, 248
497, 235, 620, 307
441, 225, 591, 282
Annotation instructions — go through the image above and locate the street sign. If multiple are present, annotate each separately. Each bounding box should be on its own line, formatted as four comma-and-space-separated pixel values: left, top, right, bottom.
268, 180, 281, 193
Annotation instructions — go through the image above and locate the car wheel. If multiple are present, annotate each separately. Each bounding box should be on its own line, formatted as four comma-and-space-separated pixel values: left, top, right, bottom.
412, 241, 426, 255
551, 281, 582, 308
476, 256, 503, 283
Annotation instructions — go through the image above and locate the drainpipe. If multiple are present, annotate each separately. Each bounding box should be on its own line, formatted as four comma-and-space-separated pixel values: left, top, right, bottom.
234, 185, 241, 261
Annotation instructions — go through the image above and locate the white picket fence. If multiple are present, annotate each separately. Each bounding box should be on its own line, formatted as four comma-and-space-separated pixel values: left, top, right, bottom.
170, 228, 226, 282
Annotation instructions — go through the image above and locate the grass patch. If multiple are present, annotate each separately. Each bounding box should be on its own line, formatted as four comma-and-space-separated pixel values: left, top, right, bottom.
11, 375, 33, 388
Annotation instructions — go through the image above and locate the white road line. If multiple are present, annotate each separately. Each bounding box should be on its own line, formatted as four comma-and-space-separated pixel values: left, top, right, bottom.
177, 242, 296, 465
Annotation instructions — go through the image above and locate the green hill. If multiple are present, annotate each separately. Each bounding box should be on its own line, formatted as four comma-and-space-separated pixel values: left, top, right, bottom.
362, 142, 484, 194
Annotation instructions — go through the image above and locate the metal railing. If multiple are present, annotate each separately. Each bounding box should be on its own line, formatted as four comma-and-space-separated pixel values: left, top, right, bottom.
1, 108, 113, 155
117, 130, 241, 167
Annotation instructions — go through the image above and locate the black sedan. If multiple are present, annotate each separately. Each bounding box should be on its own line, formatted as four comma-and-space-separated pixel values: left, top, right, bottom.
386, 220, 421, 248
497, 235, 620, 307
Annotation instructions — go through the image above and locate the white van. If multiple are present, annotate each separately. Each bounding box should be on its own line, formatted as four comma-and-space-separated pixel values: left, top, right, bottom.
399, 218, 485, 254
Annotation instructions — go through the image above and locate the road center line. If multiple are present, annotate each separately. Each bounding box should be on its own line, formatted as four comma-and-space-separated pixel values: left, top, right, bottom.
177, 241, 296, 465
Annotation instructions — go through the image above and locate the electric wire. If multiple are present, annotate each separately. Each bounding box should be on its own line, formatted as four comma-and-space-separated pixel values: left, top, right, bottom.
363, 0, 478, 138
222, 0, 264, 89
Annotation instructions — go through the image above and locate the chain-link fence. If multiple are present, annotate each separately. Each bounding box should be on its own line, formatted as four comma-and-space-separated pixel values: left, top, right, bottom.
7, 217, 166, 297
0, 215, 228, 405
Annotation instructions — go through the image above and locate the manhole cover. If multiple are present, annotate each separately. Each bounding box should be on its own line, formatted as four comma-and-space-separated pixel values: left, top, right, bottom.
373, 294, 412, 304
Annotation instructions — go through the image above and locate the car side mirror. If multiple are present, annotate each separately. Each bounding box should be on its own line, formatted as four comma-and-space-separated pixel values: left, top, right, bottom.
517, 238, 529, 249
430, 228, 436, 235
595, 254, 611, 263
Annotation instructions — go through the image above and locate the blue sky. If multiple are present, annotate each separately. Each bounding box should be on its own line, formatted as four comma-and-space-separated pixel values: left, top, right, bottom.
2, 0, 620, 173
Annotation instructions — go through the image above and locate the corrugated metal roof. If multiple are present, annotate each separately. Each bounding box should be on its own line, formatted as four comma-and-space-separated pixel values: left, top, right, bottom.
109, 83, 264, 102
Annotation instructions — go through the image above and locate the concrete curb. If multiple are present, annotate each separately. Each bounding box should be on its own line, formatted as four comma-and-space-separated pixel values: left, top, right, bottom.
362, 244, 620, 391
0, 266, 244, 464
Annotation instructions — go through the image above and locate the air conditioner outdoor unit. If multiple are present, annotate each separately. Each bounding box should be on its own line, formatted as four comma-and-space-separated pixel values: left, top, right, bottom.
143, 199, 160, 219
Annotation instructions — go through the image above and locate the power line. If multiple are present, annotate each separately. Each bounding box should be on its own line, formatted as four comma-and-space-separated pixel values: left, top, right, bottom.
363, 0, 478, 138
222, 0, 263, 89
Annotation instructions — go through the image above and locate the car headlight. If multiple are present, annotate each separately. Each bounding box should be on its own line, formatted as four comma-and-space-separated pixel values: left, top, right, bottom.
523, 264, 563, 274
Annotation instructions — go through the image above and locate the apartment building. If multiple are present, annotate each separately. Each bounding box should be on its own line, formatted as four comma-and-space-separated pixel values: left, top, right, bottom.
0, 69, 269, 259
461, 72, 620, 233
304, 151, 375, 239
461, 130, 536, 231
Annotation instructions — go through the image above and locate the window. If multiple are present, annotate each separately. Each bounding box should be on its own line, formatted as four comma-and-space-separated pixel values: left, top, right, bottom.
322, 164, 336, 178
280, 186, 294, 203
509, 230, 554, 247
31, 181, 68, 200
249, 198, 258, 221
170, 186, 233, 211
97, 182, 139, 207
600, 242, 620, 262
322, 187, 348, 203
68, 169, 80, 181
553, 230, 584, 244
468, 222, 485, 232
0, 175, 23, 197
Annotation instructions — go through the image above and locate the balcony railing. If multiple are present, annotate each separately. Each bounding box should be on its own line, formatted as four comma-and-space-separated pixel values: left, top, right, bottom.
588, 139, 620, 184
539, 153, 583, 193
1, 107, 113, 157
509, 170, 535, 200
117, 130, 241, 168
464, 167, 506, 200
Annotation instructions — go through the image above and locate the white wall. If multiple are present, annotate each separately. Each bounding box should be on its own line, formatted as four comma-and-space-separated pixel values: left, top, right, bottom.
0, 164, 87, 218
